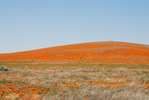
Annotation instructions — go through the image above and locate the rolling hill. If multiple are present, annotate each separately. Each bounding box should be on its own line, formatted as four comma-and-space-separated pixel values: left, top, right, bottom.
0, 41, 149, 64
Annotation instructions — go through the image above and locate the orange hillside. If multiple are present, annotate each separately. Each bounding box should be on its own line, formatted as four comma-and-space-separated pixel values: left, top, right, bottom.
0, 41, 149, 64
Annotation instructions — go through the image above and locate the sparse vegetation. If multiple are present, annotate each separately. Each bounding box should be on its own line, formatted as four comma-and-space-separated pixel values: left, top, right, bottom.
0, 62, 149, 100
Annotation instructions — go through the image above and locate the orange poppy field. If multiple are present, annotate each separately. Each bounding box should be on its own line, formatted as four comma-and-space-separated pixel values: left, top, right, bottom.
0, 41, 149, 64
0, 41, 149, 100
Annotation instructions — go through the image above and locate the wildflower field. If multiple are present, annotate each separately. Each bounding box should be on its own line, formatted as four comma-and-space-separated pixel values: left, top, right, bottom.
0, 42, 148, 64
0, 61, 149, 100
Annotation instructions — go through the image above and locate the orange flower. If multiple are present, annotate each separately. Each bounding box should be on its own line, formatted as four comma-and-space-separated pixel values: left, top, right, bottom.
83, 98, 89, 100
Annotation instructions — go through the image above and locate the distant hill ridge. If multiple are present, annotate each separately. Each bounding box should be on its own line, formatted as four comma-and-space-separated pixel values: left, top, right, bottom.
0, 41, 149, 64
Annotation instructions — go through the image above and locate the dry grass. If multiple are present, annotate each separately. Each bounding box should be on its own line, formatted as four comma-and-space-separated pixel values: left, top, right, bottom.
0, 62, 149, 100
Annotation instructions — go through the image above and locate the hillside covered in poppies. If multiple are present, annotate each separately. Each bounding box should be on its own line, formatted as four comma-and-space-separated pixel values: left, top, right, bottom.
0, 41, 149, 64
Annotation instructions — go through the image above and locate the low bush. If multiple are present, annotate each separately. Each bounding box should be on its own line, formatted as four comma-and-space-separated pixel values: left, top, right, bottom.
0, 66, 10, 71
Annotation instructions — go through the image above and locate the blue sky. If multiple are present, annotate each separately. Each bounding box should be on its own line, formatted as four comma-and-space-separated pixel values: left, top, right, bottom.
0, 0, 149, 53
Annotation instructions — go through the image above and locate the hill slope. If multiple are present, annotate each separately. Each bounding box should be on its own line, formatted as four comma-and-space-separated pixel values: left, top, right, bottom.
0, 41, 149, 64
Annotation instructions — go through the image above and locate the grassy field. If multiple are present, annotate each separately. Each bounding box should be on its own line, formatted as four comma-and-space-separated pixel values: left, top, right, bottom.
0, 61, 149, 100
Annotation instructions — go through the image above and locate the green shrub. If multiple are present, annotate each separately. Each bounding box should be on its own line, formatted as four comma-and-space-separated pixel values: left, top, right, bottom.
0, 66, 10, 71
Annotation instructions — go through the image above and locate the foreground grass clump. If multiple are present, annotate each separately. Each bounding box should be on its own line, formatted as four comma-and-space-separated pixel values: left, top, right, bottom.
0, 66, 9, 71
0, 62, 149, 100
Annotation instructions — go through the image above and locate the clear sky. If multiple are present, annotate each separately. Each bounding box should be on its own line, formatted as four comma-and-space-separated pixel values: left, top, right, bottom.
0, 0, 149, 53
